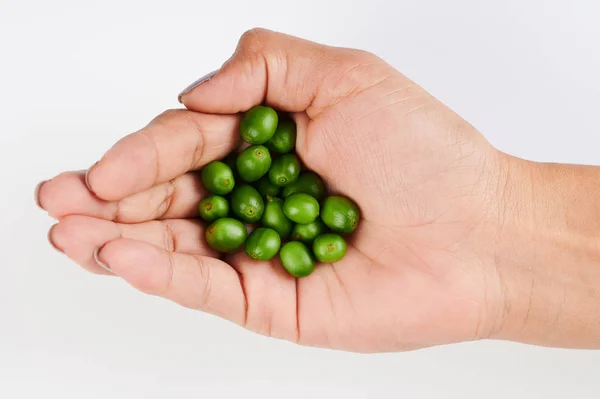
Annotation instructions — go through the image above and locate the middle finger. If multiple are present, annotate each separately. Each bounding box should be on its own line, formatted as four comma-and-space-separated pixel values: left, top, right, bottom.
38, 170, 208, 223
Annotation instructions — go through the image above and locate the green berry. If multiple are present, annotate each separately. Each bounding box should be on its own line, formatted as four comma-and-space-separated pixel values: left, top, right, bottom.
255, 175, 281, 200
283, 193, 320, 224
268, 153, 301, 187
312, 233, 347, 263
236, 145, 272, 182
261, 197, 293, 239
245, 228, 281, 261
230, 184, 265, 223
240, 105, 278, 144
265, 117, 296, 154
198, 195, 229, 222
205, 218, 247, 253
282, 172, 326, 200
291, 219, 327, 244
201, 161, 235, 195
279, 241, 315, 278
321, 196, 360, 233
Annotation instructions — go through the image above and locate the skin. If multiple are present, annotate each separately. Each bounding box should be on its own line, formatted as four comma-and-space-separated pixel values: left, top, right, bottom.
37, 29, 600, 352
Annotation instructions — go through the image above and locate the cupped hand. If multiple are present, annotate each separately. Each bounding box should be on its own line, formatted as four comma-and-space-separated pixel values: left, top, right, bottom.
37, 29, 508, 352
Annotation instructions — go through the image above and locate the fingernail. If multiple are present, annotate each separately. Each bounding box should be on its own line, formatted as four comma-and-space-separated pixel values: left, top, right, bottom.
47, 224, 63, 254
85, 162, 98, 193
35, 180, 47, 209
93, 246, 113, 274
177, 69, 219, 103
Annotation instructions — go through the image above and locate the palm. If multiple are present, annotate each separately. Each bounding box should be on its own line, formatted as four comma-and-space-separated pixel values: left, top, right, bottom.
231, 79, 499, 351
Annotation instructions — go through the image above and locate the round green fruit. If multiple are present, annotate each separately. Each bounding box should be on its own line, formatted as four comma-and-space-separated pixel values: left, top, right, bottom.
291, 219, 327, 244
261, 197, 293, 239
282, 172, 326, 200
245, 228, 281, 261
266, 117, 296, 154
201, 161, 235, 195
279, 241, 315, 278
312, 233, 347, 263
321, 196, 360, 233
236, 145, 272, 182
269, 153, 301, 187
205, 218, 247, 253
198, 195, 229, 222
240, 105, 278, 144
230, 184, 265, 223
283, 193, 320, 224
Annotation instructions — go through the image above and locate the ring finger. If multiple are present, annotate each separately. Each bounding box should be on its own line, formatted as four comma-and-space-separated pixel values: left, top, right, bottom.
49, 215, 217, 274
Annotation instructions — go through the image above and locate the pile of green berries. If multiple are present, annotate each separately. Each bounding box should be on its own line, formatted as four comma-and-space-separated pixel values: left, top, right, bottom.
198, 105, 360, 278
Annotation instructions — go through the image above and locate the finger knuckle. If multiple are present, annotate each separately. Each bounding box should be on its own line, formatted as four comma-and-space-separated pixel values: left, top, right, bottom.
338, 49, 387, 80
152, 108, 188, 125
154, 108, 203, 133
155, 108, 180, 121
194, 256, 213, 309
351, 48, 380, 62
189, 123, 206, 170
161, 220, 178, 252
156, 250, 176, 296
239, 27, 271, 51
155, 180, 177, 219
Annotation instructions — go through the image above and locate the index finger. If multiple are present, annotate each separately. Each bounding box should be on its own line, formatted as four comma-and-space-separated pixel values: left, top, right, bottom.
86, 110, 239, 201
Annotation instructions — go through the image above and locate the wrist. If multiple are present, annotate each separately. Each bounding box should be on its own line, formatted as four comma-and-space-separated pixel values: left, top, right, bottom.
489, 155, 600, 347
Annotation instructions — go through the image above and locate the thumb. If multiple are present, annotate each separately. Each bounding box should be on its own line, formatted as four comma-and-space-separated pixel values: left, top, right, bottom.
178, 28, 384, 117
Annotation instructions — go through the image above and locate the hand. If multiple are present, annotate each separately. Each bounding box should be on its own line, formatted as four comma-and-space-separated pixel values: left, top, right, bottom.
37, 29, 516, 352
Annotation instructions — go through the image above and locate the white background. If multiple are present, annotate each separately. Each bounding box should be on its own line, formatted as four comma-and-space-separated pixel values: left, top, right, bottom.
1, 0, 599, 398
